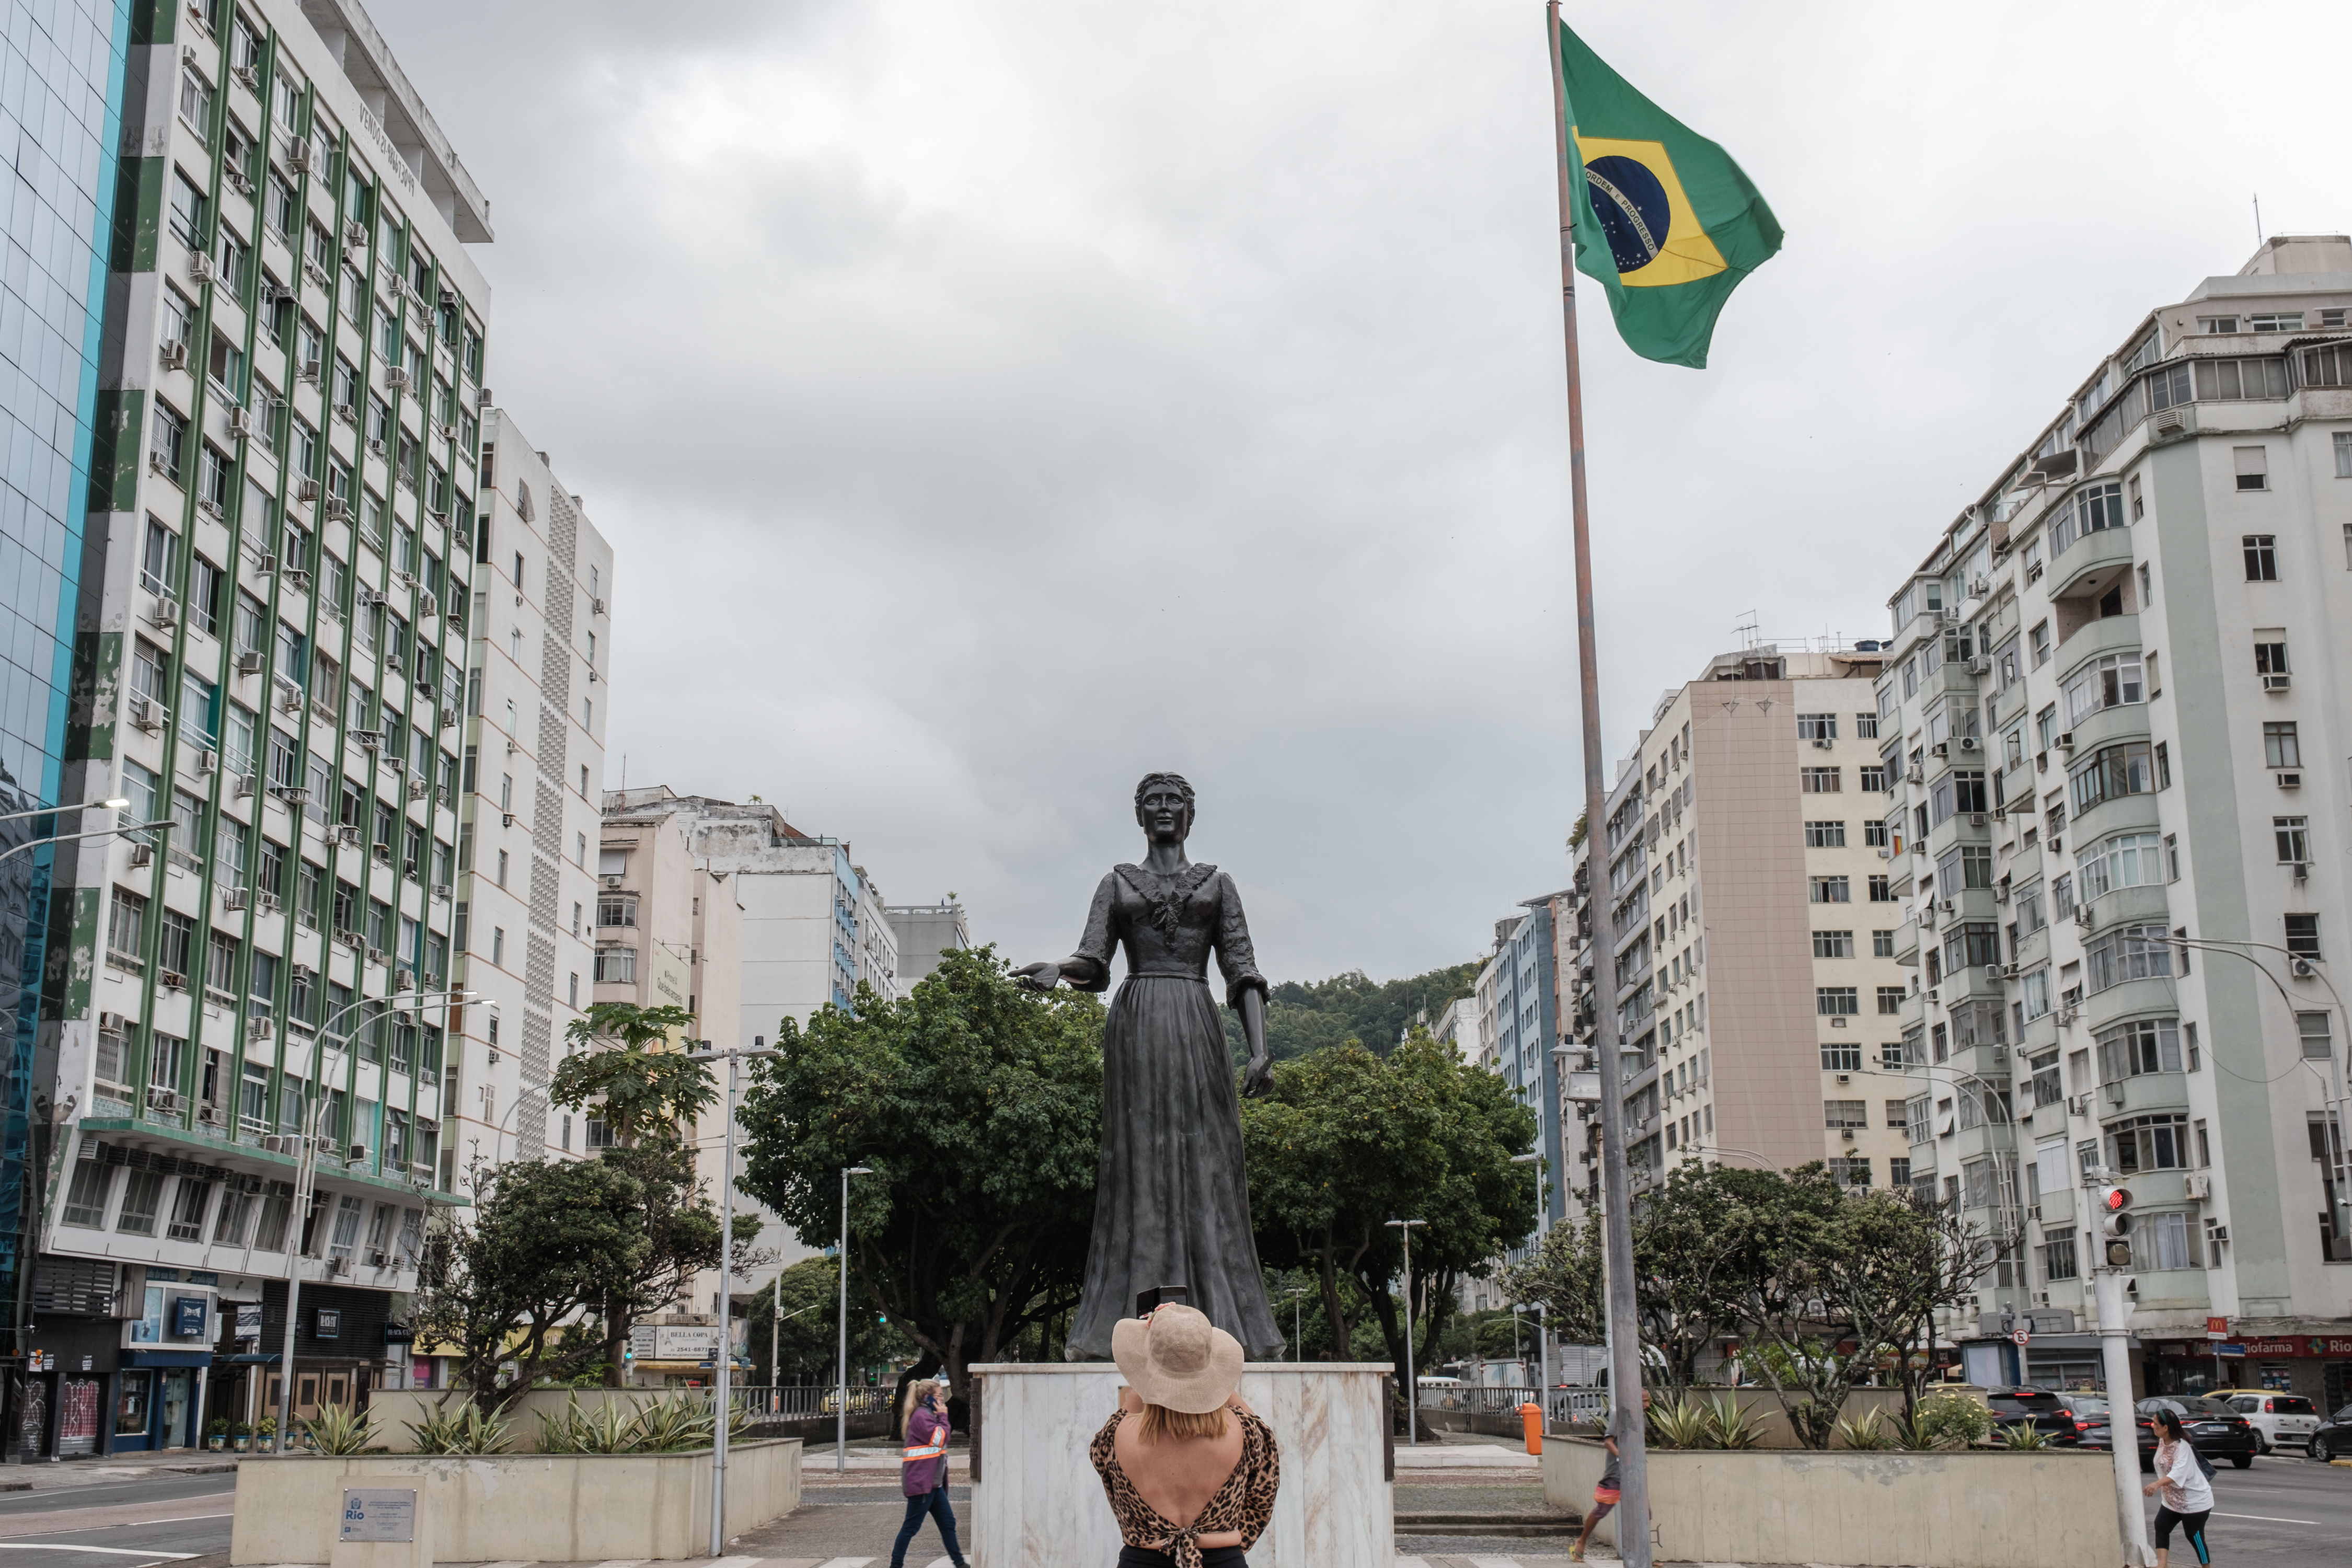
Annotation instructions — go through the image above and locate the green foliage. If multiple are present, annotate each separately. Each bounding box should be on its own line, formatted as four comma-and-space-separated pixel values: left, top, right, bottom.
745, 1255, 909, 1383
1835, 1409, 1899, 1450
412, 1152, 714, 1412
303, 1403, 374, 1455
1223, 963, 1484, 1065
407, 1403, 513, 1455
532, 1392, 748, 1454
1901, 1391, 1994, 1450
1242, 1031, 1539, 1378
1997, 1419, 2051, 1450
1646, 1398, 1717, 1450
737, 947, 1104, 1396
552, 1004, 719, 1148
1706, 1392, 1768, 1449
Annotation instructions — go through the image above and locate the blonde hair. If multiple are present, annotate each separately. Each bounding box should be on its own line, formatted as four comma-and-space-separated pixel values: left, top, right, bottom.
1135, 1402, 1228, 1443
901, 1379, 947, 1427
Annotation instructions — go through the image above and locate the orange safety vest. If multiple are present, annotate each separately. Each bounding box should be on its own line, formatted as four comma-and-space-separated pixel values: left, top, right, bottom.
902, 1440, 947, 1462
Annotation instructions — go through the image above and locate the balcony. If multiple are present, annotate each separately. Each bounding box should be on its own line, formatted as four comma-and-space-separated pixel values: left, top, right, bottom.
2056, 610, 2141, 670
2050, 521, 2136, 605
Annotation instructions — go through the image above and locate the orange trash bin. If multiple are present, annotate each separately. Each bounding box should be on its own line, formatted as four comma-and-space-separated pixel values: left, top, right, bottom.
1520, 1399, 1543, 1455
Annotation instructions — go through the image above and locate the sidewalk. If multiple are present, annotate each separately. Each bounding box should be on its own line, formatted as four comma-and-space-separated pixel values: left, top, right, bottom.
0, 1448, 237, 1492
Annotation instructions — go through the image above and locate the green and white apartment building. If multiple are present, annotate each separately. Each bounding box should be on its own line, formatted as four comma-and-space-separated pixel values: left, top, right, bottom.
10, 0, 577, 1456
1880, 236, 2352, 1408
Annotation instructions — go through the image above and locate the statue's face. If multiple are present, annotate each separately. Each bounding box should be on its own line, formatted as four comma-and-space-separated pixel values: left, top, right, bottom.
1137, 785, 1192, 844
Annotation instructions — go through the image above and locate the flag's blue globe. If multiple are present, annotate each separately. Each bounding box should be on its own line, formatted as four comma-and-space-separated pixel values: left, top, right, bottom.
1584, 155, 1669, 275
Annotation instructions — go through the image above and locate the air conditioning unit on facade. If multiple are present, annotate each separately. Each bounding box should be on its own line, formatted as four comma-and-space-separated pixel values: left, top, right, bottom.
2277, 771, 2301, 789
298, 358, 321, 383
2067, 1094, 2089, 1115
342, 219, 367, 249
1811, 737, 1833, 750
228, 405, 253, 440
270, 785, 310, 806
2184, 1172, 2212, 1200
2055, 731, 2075, 750
1931, 742, 1949, 758
187, 249, 215, 283
159, 339, 188, 371
147, 1089, 182, 1115
193, 748, 217, 776
221, 886, 249, 912
1958, 736, 1980, 751
1966, 657, 1990, 675
128, 696, 165, 733
2291, 958, 2320, 979
235, 648, 263, 677
1994, 882, 2011, 902
384, 365, 410, 390
2262, 673, 2291, 692
2076, 906, 2096, 929
150, 593, 179, 629
246, 1014, 271, 1040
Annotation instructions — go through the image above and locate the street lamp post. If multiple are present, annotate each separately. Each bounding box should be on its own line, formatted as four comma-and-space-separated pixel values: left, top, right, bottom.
1386, 1218, 1425, 1445
273, 987, 483, 1455
837, 1163, 873, 1472
0, 818, 172, 866
1510, 1149, 1551, 1418
685, 1037, 781, 1558
0, 797, 129, 827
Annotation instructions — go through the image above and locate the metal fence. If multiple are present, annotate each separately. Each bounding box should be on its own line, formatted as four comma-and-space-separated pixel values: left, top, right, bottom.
730, 1385, 895, 1420
1414, 1384, 1609, 1426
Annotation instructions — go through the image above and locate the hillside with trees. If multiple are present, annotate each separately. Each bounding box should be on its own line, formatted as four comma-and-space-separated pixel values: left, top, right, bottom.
1222, 961, 1482, 1063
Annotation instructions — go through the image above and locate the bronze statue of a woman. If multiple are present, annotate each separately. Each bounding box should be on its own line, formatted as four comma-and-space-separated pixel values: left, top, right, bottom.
1017, 773, 1285, 1360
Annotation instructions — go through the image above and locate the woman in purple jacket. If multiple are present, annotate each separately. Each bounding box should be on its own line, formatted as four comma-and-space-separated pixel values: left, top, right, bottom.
892, 1378, 967, 1568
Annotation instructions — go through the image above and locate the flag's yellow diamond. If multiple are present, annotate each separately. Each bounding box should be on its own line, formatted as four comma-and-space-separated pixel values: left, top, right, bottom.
1571, 132, 1727, 289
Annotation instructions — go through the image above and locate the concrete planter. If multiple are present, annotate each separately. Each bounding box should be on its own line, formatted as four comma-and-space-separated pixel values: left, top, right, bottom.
1543, 1434, 2119, 1568
228, 1438, 801, 1564
365, 1389, 681, 1452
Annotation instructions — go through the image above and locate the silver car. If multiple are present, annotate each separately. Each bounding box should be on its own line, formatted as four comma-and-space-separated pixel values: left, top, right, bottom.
2224, 1392, 2320, 1454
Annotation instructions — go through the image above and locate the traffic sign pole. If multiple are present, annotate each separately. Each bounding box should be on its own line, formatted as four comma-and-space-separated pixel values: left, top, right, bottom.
2090, 1178, 2152, 1566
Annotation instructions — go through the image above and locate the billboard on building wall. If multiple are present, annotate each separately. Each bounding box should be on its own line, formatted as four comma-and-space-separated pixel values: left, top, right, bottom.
651, 942, 690, 1016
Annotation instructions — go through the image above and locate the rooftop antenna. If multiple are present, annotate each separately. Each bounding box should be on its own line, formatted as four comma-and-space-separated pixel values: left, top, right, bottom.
2253, 192, 2263, 246
1734, 610, 1760, 651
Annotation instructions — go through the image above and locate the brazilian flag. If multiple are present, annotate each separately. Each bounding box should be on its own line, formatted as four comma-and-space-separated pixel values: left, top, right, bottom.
1557, 24, 1782, 368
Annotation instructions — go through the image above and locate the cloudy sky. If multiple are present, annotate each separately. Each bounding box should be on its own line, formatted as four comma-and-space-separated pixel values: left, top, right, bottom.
375, 0, 2343, 984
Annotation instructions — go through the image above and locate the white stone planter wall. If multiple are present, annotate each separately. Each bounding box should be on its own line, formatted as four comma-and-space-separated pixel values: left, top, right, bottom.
970, 1363, 1392, 1568
1543, 1434, 2119, 1568
228, 1439, 802, 1564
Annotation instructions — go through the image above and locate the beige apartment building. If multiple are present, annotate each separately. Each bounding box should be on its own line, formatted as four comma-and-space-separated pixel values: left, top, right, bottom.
1599, 647, 1913, 1193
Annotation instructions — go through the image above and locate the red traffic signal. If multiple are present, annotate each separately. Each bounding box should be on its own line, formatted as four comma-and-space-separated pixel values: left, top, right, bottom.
2104, 1188, 2132, 1213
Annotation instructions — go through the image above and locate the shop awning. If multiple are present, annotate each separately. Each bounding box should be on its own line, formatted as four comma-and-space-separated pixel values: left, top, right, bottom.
122, 1350, 212, 1367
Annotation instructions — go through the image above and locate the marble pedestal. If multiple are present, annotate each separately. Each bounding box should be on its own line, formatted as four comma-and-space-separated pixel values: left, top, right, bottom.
968, 1362, 1393, 1568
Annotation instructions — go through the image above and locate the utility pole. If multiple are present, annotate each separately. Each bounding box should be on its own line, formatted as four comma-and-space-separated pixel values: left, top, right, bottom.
1386, 1218, 1425, 1445
837, 1162, 873, 1472
2089, 1173, 2152, 1567
686, 1038, 779, 1558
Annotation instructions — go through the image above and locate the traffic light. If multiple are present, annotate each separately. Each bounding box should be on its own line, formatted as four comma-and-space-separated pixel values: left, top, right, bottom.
2101, 1187, 2134, 1266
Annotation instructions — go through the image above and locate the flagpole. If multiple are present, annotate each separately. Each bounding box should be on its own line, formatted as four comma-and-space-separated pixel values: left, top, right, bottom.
1547, 7, 1651, 1567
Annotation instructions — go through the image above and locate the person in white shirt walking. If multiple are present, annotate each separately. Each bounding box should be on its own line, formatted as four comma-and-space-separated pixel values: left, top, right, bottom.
2140, 1406, 2213, 1568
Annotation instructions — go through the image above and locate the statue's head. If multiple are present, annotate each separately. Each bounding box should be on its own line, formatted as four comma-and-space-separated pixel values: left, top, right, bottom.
1134, 772, 1195, 845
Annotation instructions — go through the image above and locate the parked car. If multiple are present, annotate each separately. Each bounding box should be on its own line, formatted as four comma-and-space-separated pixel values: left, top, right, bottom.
2071, 1404, 2157, 1467
2305, 1402, 2352, 1461
1985, 1388, 2104, 1446
2137, 1396, 2258, 1468
2223, 1392, 2321, 1455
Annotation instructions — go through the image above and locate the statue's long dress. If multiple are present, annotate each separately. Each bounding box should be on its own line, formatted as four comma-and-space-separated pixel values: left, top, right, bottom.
1063, 861, 1285, 1360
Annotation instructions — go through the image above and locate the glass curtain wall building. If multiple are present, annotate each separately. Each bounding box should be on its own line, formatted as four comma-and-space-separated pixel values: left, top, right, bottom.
0, 0, 133, 1346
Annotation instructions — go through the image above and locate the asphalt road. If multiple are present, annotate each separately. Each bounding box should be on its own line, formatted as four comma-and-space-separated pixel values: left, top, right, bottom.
2157, 1452, 2352, 1568
0, 1473, 233, 1568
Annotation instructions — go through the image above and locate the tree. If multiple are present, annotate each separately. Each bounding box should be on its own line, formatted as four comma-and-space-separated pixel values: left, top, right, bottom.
1242, 1033, 1539, 1382
551, 1003, 719, 1147
1503, 1163, 1755, 1402
736, 947, 1104, 1400
411, 1156, 656, 1413
1221, 964, 1484, 1065
549, 1002, 729, 1386
743, 1255, 908, 1384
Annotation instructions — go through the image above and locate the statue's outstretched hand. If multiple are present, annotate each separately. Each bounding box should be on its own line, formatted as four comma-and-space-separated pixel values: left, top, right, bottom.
1012, 961, 1062, 993
1242, 1053, 1274, 1099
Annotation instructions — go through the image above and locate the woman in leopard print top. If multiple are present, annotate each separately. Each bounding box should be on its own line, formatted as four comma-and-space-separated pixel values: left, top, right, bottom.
1089, 1304, 1282, 1568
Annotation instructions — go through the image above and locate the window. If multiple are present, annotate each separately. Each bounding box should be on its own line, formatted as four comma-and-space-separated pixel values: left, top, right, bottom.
1876, 985, 1905, 1015
594, 946, 636, 984
2042, 1235, 2079, 1282
2131, 1209, 2196, 1271
598, 894, 638, 928
1811, 929, 1854, 959
2233, 446, 2269, 491
2097, 1019, 2183, 1083
2244, 535, 2278, 581
1905, 1096, 1931, 1144
2263, 722, 2300, 769
1800, 766, 1841, 793
1809, 876, 1851, 904
1825, 1099, 1869, 1129
60, 1160, 112, 1229
2028, 622, 2051, 667
115, 1170, 165, 1236
2079, 832, 2163, 900
1797, 713, 1837, 741
1867, 875, 1893, 903
1859, 765, 1887, 793
2298, 1012, 2333, 1062
2253, 637, 2290, 681
2086, 925, 2174, 993
1817, 986, 1859, 1016
149, 400, 187, 483
2069, 743, 2153, 815
2019, 966, 2051, 1022
168, 171, 207, 249
1822, 1042, 1862, 1071
2339, 432, 2352, 480
1870, 929, 1896, 960
1804, 820, 1847, 848
2061, 652, 2143, 725
2273, 817, 2309, 864
1828, 1157, 1871, 1190
2285, 914, 2321, 959
2050, 482, 2126, 554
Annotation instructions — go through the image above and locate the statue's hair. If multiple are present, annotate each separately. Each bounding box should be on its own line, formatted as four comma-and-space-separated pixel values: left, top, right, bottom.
1134, 772, 1196, 813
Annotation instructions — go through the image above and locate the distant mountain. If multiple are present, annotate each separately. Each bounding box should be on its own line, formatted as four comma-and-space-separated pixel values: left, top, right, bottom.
1222, 961, 1483, 1064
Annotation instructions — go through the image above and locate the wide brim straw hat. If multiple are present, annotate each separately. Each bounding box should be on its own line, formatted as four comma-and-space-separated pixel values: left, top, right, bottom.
1111, 1304, 1244, 1415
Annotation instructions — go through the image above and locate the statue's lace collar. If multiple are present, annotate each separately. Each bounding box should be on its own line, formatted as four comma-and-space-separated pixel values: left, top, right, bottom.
1114, 862, 1219, 934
